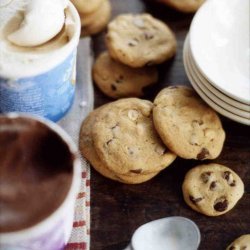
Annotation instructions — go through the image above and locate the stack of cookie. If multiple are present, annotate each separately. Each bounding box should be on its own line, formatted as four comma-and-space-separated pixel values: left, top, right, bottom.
80, 85, 246, 219
93, 13, 177, 99
71, 0, 111, 36
80, 85, 227, 184
79, 98, 177, 184
92, 52, 159, 99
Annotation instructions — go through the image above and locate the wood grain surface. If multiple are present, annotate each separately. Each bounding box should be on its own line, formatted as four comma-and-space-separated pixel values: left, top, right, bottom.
91, 0, 250, 249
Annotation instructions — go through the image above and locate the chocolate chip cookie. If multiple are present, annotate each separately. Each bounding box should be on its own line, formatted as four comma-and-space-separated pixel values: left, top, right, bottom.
182, 163, 244, 216
71, 0, 103, 14
79, 106, 118, 181
93, 51, 158, 99
157, 0, 205, 13
153, 86, 225, 160
226, 235, 250, 250
79, 106, 160, 184
106, 14, 177, 67
92, 98, 177, 175
80, 0, 111, 36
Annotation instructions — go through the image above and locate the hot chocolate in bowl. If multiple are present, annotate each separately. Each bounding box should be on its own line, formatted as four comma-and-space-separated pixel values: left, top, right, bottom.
0, 114, 81, 250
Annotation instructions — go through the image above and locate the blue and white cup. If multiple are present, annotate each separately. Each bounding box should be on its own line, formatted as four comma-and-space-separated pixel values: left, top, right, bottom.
0, 2, 81, 122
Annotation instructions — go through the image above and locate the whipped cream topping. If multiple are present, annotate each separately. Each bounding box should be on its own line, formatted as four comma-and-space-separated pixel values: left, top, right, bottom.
0, 0, 13, 7
0, 0, 80, 78
8, 0, 68, 47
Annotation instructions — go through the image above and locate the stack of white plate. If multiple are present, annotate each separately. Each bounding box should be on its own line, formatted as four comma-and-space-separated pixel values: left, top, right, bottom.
183, 0, 250, 125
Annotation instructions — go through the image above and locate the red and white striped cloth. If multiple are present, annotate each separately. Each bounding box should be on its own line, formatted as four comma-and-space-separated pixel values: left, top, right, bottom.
66, 163, 91, 250
58, 38, 93, 250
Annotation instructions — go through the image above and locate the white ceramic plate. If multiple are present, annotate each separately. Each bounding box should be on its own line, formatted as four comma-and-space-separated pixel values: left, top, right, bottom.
185, 36, 249, 112
184, 55, 250, 125
187, 53, 250, 119
185, 39, 250, 118
189, 0, 250, 104
183, 39, 250, 125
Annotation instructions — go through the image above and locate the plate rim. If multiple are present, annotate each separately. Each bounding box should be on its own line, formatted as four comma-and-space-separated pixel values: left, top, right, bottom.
183, 37, 250, 126
186, 36, 250, 112
189, 0, 250, 104
185, 41, 250, 118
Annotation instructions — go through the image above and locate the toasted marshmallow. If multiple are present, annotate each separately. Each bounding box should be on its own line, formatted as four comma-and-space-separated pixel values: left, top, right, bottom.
8, 0, 69, 47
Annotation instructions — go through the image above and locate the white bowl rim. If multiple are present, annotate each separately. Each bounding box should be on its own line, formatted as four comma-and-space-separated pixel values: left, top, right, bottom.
185, 40, 250, 118
189, 0, 250, 104
183, 44, 250, 126
185, 36, 250, 112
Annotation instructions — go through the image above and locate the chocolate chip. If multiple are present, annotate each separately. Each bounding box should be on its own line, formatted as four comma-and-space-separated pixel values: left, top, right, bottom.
111, 84, 117, 91
197, 148, 210, 160
223, 171, 231, 181
192, 119, 204, 125
111, 123, 119, 130
145, 61, 153, 66
115, 75, 124, 84
130, 169, 142, 174
210, 181, 217, 191
223, 171, 236, 187
128, 39, 139, 47
128, 42, 136, 47
229, 246, 236, 250
241, 246, 247, 250
230, 180, 236, 187
115, 78, 123, 84
106, 139, 113, 145
189, 195, 203, 204
214, 197, 228, 212
127, 147, 135, 155
200, 171, 212, 183
163, 148, 168, 154
144, 32, 154, 40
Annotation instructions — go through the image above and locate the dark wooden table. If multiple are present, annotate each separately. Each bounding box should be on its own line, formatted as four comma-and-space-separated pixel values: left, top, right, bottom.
91, 1, 250, 249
